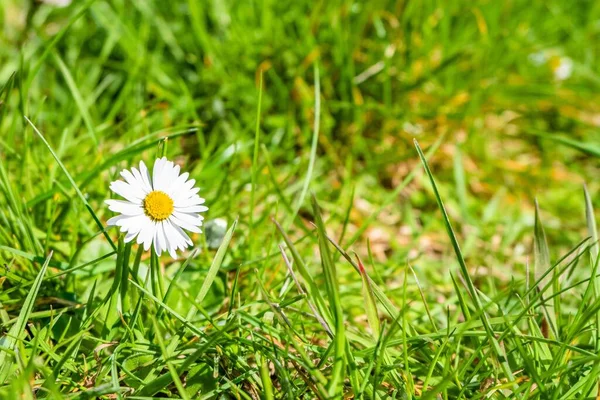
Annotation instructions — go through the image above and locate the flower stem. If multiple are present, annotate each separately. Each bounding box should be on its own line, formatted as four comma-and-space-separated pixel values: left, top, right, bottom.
150, 248, 164, 299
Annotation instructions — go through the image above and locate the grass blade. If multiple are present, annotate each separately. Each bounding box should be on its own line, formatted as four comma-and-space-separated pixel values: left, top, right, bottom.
583, 184, 600, 380
186, 219, 237, 321
249, 73, 263, 256
273, 218, 334, 329
0, 251, 52, 382
279, 245, 332, 336
584, 184, 599, 275
291, 63, 320, 223
151, 318, 190, 400
52, 52, 98, 146
311, 194, 345, 396
529, 130, 600, 158
355, 253, 380, 338
25, 116, 116, 250
534, 200, 558, 339
414, 139, 514, 383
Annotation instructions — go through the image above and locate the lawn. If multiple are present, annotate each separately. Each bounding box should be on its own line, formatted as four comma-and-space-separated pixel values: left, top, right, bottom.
1, 0, 600, 398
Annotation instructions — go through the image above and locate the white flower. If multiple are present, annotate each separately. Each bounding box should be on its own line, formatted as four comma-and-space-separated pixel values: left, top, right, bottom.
528, 51, 547, 66
42, 0, 72, 7
553, 57, 573, 81
529, 49, 574, 81
106, 157, 208, 258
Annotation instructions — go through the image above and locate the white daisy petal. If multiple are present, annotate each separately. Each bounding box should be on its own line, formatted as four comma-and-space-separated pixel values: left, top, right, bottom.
173, 188, 201, 204
163, 165, 181, 193
162, 221, 181, 252
117, 214, 147, 234
130, 167, 143, 187
152, 157, 167, 191
124, 231, 137, 243
135, 218, 152, 245
166, 172, 190, 197
160, 220, 171, 251
170, 220, 194, 245
159, 225, 167, 255
177, 205, 209, 213
171, 178, 196, 202
161, 160, 178, 191
110, 181, 144, 203
106, 200, 144, 216
169, 214, 202, 233
155, 223, 169, 256
172, 211, 204, 227
120, 169, 142, 189
143, 222, 157, 251
163, 222, 174, 252
170, 164, 181, 180
107, 215, 127, 226
138, 160, 153, 192
153, 227, 161, 255
158, 162, 173, 192
174, 201, 199, 210
182, 178, 196, 192
173, 220, 192, 248
160, 222, 170, 255
174, 195, 206, 208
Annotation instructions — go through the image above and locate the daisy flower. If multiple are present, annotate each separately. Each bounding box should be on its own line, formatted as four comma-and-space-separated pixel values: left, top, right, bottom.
106, 157, 208, 258
42, 0, 72, 7
550, 56, 573, 81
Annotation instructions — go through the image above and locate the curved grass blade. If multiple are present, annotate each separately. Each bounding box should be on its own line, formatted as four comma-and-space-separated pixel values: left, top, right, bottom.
273, 218, 334, 329
0, 251, 52, 382
279, 245, 332, 336
528, 130, 600, 158
151, 318, 191, 400
186, 219, 237, 321
414, 139, 514, 383
355, 253, 380, 338
52, 52, 98, 146
249, 73, 263, 256
157, 248, 199, 319
291, 63, 320, 224
585, 184, 599, 256
311, 195, 346, 396
534, 200, 558, 339
26, 0, 97, 91
583, 184, 600, 397
24, 116, 116, 250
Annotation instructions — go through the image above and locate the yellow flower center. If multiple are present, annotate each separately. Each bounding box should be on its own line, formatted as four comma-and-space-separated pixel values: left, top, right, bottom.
143, 191, 174, 221
549, 55, 561, 71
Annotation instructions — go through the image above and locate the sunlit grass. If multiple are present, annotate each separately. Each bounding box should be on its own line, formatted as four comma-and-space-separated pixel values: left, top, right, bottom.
1, 0, 600, 398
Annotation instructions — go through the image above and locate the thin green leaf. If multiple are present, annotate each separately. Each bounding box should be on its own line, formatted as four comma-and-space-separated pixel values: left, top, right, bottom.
24, 116, 116, 250
186, 219, 237, 321
414, 139, 514, 383
151, 319, 190, 400
311, 194, 345, 397
249, 73, 263, 256
0, 252, 52, 382
355, 253, 380, 338
534, 200, 558, 339
52, 52, 98, 146
291, 63, 320, 223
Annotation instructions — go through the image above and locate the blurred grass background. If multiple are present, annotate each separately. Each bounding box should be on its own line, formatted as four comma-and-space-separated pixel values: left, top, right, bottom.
2, 0, 598, 264
2, 0, 600, 397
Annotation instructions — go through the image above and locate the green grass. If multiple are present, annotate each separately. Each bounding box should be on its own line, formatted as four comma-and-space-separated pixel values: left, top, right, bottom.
2, 0, 600, 398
